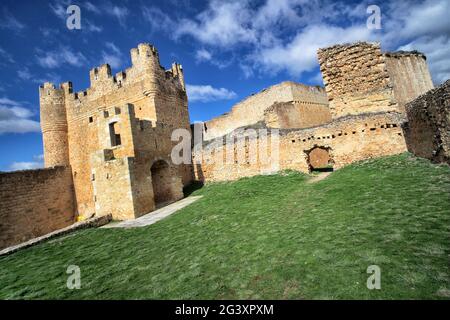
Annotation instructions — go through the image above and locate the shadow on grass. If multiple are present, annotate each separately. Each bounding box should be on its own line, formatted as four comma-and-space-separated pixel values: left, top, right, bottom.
183, 180, 204, 197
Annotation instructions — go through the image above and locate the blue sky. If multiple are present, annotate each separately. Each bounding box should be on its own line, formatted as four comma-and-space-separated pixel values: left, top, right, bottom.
0, 0, 449, 171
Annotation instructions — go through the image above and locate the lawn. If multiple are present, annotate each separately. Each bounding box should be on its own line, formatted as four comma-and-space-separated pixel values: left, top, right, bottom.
0, 153, 449, 299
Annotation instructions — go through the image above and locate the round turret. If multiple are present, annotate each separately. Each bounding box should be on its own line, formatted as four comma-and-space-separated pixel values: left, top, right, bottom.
39, 82, 70, 167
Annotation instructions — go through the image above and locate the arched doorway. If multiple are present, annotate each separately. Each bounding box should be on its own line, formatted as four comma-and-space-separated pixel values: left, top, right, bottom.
306, 146, 334, 172
151, 160, 174, 207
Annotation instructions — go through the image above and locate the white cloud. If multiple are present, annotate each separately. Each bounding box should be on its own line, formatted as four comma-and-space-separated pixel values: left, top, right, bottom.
142, 6, 173, 32
170, 0, 449, 84
36, 47, 88, 69
108, 5, 129, 27
398, 36, 450, 85
0, 97, 40, 134
100, 42, 123, 69
175, 1, 256, 47
0, 9, 25, 32
186, 84, 237, 103
9, 155, 44, 171
0, 47, 15, 64
252, 24, 372, 76
18, 67, 61, 84
84, 1, 101, 14
85, 19, 103, 32
195, 49, 212, 62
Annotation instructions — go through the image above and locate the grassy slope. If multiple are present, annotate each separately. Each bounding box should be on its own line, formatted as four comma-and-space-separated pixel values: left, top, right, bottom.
0, 153, 449, 299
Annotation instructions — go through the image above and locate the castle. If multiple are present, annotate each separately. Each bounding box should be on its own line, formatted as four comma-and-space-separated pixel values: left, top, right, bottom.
1, 41, 448, 250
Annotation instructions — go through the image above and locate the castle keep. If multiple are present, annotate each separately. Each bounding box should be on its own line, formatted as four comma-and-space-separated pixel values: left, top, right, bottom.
40, 43, 192, 221
1, 41, 447, 250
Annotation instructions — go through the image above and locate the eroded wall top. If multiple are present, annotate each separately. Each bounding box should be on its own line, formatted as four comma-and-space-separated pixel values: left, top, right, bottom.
202, 81, 328, 141
318, 42, 398, 119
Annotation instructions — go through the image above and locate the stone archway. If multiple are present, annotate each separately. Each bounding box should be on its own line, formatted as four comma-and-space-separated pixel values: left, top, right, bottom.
151, 160, 175, 207
306, 146, 334, 172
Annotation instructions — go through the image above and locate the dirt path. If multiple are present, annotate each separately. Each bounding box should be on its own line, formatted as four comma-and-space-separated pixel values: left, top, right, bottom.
308, 172, 332, 183
103, 196, 203, 229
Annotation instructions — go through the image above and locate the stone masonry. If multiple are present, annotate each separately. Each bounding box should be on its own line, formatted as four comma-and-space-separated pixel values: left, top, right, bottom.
39, 43, 191, 221
403, 80, 450, 165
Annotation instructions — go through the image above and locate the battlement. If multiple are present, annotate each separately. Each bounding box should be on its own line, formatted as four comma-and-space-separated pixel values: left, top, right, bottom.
130, 43, 159, 67
40, 43, 185, 106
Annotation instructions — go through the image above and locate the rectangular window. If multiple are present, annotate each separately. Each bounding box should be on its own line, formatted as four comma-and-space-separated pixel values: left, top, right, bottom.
109, 122, 122, 147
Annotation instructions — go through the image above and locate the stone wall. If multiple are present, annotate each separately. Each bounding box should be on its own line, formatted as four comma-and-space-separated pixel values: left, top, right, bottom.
89, 103, 184, 220
202, 82, 328, 141
384, 52, 434, 112
40, 43, 191, 220
193, 112, 407, 182
264, 101, 331, 129
0, 166, 75, 250
318, 42, 397, 118
403, 80, 450, 164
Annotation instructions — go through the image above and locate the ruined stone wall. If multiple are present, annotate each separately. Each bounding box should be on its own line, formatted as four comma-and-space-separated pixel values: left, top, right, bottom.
403, 80, 450, 165
264, 101, 331, 129
40, 44, 191, 219
0, 166, 75, 249
318, 42, 398, 118
193, 112, 407, 182
202, 82, 328, 141
384, 52, 434, 112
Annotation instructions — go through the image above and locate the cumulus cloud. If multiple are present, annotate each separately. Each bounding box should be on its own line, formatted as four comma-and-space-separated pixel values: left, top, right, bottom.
167, 0, 449, 84
186, 85, 237, 103
9, 155, 44, 171
175, 1, 257, 47
36, 47, 88, 69
0, 98, 40, 134
252, 24, 372, 76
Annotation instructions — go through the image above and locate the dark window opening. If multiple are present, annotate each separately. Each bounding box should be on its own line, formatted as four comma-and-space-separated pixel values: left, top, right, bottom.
109, 122, 122, 147
89, 116, 94, 123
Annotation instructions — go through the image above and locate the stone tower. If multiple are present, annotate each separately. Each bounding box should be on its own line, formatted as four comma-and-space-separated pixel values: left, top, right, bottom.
39, 82, 70, 167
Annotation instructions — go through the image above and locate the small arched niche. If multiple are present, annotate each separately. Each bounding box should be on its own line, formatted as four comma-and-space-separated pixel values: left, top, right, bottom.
305, 146, 334, 172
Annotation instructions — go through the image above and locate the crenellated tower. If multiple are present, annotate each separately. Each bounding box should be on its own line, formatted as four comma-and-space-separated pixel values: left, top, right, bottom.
39, 82, 71, 167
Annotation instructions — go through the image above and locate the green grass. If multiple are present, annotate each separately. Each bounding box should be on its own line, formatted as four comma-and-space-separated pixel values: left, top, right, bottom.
1, 153, 449, 299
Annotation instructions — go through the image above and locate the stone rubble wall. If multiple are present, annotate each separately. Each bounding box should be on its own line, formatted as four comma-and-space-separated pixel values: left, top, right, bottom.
403, 80, 450, 165
318, 42, 397, 119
